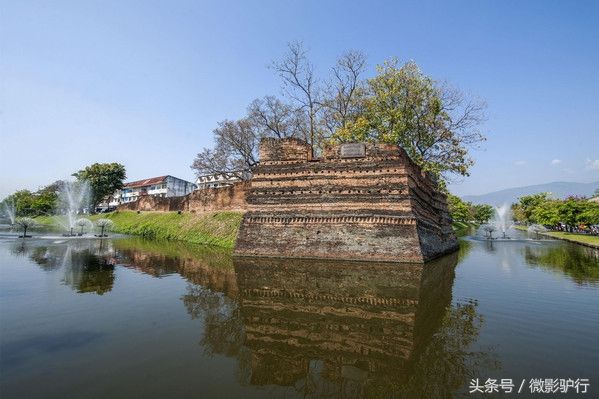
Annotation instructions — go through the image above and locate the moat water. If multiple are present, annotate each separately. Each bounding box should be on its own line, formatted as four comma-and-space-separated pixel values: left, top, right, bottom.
0, 228, 598, 398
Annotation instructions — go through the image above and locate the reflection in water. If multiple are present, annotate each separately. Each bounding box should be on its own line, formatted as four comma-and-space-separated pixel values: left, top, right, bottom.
6, 238, 498, 397
11, 239, 116, 295
523, 244, 599, 285
106, 239, 495, 397
457, 239, 473, 262
229, 254, 496, 398
114, 237, 238, 297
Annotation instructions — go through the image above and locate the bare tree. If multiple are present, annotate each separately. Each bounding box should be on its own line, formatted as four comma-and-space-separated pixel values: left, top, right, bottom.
191, 118, 259, 180
272, 41, 321, 156
248, 96, 304, 139
321, 50, 367, 137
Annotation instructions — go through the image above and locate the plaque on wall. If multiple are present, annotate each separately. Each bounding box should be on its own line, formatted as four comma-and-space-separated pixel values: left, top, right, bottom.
340, 143, 366, 158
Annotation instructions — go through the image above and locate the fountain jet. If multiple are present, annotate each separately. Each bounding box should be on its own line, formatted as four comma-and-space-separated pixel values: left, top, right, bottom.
1, 200, 16, 225
57, 181, 92, 235
492, 204, 513, 239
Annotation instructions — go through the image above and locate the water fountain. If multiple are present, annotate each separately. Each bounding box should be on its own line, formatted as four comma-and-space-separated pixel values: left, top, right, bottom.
15, 217, 37, 238
74, 218, 93, 236
1, 200, 16, 225
492, 203, 513, 239
527, 224, 548, 239
482, 224, 497, 239
475, 203, 515, 241
95, 218, 114, 237
57, 181, 92, 236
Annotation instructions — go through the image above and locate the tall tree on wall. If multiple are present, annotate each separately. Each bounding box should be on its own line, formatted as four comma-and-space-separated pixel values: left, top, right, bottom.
331, 59, 486, 183
321, 50, 367, 138
72, 163, 126, 211
192, 43, 486, 185
248, 96, 304, 140
191, 119, 259, 180
272, 41, 321, 157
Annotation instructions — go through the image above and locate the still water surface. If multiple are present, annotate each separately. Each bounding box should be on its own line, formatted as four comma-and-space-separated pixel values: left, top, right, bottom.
0, 231, 598, 398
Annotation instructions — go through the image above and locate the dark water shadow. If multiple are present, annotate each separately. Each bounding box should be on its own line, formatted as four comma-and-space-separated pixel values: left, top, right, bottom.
1, 331, 104, 370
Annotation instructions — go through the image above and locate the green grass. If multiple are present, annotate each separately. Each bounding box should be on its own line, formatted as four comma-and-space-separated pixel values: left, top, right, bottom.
34, 211, 244, 249
452, 221, 471, 230
541, 231, 599, 247
452, 221, 477, 237
514, 225, 599, 247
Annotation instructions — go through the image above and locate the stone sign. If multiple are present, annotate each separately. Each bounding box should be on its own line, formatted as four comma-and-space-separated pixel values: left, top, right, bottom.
340, 143, 366, 158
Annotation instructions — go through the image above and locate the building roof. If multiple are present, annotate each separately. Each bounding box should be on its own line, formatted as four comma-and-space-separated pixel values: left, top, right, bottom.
123, 176, 168, 188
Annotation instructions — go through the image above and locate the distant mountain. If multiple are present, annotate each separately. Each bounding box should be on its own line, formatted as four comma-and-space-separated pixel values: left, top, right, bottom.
462, 181, 599, 205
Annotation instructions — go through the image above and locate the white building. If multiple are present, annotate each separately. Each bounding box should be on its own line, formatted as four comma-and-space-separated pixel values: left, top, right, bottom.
120, 175, 197, 203
195, 173, 241, 190
97, 175, 196, 211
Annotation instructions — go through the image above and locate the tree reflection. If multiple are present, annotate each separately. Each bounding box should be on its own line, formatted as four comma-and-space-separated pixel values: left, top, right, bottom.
523, 244, 599, 285
12, 239, 116, 295
457, 239, 473, 262
62, 249, 115, 295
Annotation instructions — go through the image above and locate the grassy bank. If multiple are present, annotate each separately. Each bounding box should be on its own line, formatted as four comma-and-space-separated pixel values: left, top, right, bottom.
452, 221, 476, 237
35, 211, 243, 249
452, 221, 471, 231
515, 225, 599, 248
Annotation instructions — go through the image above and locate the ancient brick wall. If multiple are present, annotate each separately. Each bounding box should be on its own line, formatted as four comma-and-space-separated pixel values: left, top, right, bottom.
183, 181, 248, 213
234, 138, 458, 262
117, 181, 248, 213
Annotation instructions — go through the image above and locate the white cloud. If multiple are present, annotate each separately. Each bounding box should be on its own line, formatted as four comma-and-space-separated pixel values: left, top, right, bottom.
551, 159, 562, 165
514, 160, 526, 166
585, 159, 599, 170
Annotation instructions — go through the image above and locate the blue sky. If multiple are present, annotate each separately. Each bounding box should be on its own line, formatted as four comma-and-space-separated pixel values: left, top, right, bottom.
1, 0, 598, 198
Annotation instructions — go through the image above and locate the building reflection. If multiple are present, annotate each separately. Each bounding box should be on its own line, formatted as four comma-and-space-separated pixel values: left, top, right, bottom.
13, 237, 493, 397
230, 253, 492, 398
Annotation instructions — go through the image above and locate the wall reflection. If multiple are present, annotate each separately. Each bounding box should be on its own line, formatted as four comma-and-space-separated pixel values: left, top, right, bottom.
230, 254, 494, 398
11, 238, 496, 397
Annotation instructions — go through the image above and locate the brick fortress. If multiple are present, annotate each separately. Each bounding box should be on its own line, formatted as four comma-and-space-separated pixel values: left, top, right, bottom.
234, 138, 458, 262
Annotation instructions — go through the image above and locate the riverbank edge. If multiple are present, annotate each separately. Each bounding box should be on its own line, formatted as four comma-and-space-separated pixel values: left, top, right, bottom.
514, 225, 599, 249
34, 211, 244, 249
32, 211, 475, 250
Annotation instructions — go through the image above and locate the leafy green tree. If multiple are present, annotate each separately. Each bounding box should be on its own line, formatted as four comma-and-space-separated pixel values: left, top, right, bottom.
578, 202, 599, 225
331, 59, 486, 182
31, 181, 62, 216
2, 190, 35, 217
511, 203, 525, 223
73, 163, 126, 211
447, 194, 472, 222
1, 181, 62, 217
531, 200, 560, 226
557, 197, 588, 230
517, 192, 552, 223
472, 204, 494, 224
